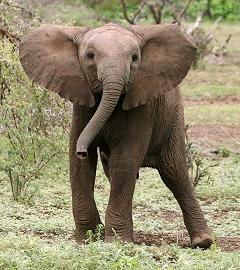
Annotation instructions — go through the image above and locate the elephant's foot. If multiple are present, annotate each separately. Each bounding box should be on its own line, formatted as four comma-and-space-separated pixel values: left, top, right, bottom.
104, 225, 134, 244
104, 233, 134, 244
75, 230, 90, 244
190, 231, 213, 249
74, 216, 104, 244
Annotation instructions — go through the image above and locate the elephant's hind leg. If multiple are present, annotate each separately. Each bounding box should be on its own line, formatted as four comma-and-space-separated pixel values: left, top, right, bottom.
157, 126, 213, 248
70, 104, 102, 243
100, 150, 110, 180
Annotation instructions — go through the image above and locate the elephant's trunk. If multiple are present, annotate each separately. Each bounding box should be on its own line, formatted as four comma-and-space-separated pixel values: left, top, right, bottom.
76, 71, 125, 159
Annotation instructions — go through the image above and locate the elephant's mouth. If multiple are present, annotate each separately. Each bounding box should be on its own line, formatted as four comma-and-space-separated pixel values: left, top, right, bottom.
91, 80, 103, 94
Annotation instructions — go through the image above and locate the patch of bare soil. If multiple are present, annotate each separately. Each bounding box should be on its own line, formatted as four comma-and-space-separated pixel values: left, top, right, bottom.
2, 228, 239, 252
134, 231, 240, 252
184, 95, 240, 106
160, 210, 182, 222
187, 124, 240, 152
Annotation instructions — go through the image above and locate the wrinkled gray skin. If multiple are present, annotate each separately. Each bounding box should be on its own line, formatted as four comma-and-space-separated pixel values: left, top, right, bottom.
19, 23, 213, 248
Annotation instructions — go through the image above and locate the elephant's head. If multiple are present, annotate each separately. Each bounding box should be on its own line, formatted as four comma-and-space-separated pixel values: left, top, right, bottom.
19, 23, 196, 159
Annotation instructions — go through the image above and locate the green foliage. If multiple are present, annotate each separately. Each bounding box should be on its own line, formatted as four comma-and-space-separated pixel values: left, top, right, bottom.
0, 39, 70, 203
86, 224, 105, 243
80, 0, 240, 22
188, 0, 240, 21
0, 0, 41, 36
216, 147, 231, 158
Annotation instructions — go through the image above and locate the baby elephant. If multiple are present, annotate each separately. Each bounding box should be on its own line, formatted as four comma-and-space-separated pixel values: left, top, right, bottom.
20, 23, 213, 248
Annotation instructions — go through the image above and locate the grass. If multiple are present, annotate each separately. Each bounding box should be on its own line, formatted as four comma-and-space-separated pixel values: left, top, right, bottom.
182, 84, 240, 98
182, 63, 240, 98
185, 104, 240, 126
202, 22, 240, 53
1, 233, 239, 270
0, 154, 240, 269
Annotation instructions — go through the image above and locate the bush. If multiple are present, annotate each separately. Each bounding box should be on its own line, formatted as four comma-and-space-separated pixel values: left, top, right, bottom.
0, 38, 70, 203
188, 0, 240, 21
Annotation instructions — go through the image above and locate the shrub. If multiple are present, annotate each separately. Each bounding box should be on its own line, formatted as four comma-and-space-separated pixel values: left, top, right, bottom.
0, 38, 70, 203
185, 124, 212, 187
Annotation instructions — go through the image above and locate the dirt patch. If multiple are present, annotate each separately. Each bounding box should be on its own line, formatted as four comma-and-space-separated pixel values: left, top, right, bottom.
184, 95, 240, 106
135, 231, 190, 247
160, 210, 182, 222
134, 231, 240, 252
3, 228, 239, 252
187, 124, 240, 151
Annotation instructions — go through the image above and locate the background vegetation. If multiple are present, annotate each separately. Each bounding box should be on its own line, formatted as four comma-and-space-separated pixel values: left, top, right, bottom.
0, 0, 239, 269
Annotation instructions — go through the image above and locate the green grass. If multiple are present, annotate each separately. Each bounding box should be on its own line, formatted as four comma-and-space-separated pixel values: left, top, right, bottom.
182, 64, 240, 98
0, 155, 240, 269
1, 233, 239, 270
182, 84, 240, 98
185, 104, 240, 126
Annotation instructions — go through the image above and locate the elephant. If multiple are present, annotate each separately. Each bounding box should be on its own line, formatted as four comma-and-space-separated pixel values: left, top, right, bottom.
19, 22, 213, 248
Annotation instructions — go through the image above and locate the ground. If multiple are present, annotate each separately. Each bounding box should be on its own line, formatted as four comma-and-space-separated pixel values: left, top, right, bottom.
0, 14, 240, 270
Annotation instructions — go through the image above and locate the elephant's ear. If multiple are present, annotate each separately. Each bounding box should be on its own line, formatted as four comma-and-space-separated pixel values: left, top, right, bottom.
123, 23, 196, 110
19, 24, 95, 107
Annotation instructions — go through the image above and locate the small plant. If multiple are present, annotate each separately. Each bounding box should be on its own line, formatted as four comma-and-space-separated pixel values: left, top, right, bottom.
185, 124, 212, 187
216, 147, 231, 158
86, 224, 105, 243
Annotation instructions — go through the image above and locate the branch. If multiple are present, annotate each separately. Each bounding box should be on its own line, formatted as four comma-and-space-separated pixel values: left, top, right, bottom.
132, 0, 147, 24
120, 0, 146, 24
176, 0, 193, 21
186, 12, 204, 36
24, 152, 56, 182
207, 16, 222, 35
0, 27, 20, 45
205, 17, 222, 43
148, 0, 166, 24
120, 0, 132, 24
223, 34, 232, 48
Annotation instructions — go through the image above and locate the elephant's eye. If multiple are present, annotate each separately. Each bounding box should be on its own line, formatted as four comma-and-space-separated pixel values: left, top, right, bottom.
132, 54, 138, 62
87, 52, 95, 60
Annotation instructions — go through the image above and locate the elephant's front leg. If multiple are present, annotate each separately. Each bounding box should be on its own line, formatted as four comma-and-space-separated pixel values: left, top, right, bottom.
105, 107, 153, 243
70, 104, 102, 242
105, 159, 138, 242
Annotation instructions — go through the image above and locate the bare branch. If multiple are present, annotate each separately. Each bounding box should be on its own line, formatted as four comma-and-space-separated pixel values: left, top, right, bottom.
207, 16, 222, 34
176, 0, 193, 21
147, 0, 166, 24
203, 0, 212, 19
186, 12, 204, 36
132, 0, 147, 24
120, 0, 146, 24
120, 0, 133, 24
205, 17, 222, 43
